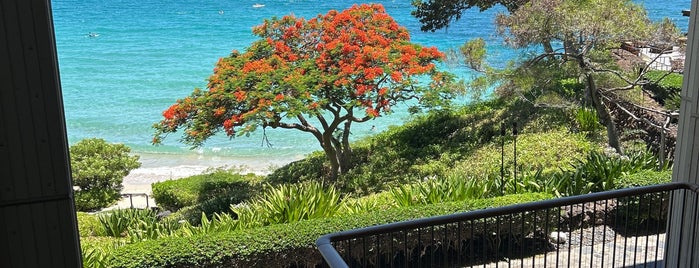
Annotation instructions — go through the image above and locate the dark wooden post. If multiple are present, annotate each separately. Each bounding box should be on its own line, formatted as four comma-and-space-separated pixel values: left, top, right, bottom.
0, 0, 82, 267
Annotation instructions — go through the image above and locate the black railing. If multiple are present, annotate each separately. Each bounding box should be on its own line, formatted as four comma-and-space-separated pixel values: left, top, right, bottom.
317, 182, 699, 268
121, 193, 151, 209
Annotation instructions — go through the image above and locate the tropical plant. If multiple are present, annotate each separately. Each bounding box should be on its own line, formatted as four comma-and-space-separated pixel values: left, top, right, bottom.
82, 247, 112, 268
153, 4, 456, 179
390, 175, 500, 207
233, 182, 342, 226
77, 212, 105, 237
575, 107, 603, 135
70, 138, 141, 211
126, 218, 182, 243
98, 209, 156, 237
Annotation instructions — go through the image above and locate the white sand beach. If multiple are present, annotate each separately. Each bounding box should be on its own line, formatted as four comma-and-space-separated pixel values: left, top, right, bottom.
108, 152, 302, 210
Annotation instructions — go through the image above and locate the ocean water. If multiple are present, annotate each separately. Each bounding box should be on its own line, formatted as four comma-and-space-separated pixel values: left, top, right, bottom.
51, 0, 692, 171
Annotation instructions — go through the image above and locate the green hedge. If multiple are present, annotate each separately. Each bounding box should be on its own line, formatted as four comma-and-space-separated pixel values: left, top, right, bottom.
108, 192, 552, 268
77, 212, 104, 237
617, 169, 672, 188
152, 170, 262, 211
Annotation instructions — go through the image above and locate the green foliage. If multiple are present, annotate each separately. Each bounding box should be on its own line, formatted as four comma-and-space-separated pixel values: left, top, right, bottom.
98, 209, 157, 237
77, 212, 104, 237
553, 150, 661, 195
153, 4, 456, 179
390, 175, 503, 206
267, 99, 574, 196
233, 182, 342, 226
151, 169, 262, 212
644, 71, 683, 110
452, 130, 593, 180
82, 247, 112, 268
338, 192, 395, 215
107, 192, 552, 268
575, 107, 603, 135
70, 138, 141, 211
127, 217, 183, 243
80, 237, 127, 268
264, 152, 326, 185
618, 169, 672, 188
412, 0, 524, 32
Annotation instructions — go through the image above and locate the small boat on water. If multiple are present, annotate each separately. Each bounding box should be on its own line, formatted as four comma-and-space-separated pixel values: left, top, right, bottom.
252, 3, 265, 8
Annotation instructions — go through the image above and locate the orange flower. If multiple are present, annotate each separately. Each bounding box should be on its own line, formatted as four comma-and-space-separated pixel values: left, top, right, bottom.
366, 107, 379, 117
163, 104, 178, 119
213, 107, 226, 117
234, 91, 247, 102
390, 71, 402, 82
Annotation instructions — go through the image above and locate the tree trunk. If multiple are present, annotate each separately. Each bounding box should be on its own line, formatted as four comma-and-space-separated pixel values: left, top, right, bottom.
584, 72, 623, 154
320, 133, 341, 180
339, 120, 353, 175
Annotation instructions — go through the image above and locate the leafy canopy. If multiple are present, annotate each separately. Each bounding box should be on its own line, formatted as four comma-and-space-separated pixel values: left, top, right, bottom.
70, 138, 141, 211
153, 4, 455, 177
412, 0, 528, 32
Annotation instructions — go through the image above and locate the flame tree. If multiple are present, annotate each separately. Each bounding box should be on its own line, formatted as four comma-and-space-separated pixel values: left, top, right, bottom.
153, 4, 455, 179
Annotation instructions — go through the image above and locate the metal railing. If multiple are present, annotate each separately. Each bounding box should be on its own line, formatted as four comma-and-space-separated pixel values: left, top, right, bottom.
317, 182, 699, 267
121, 193, 151, 209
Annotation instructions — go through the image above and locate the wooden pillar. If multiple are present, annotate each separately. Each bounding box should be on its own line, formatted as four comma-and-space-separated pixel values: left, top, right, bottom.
666, 0, 699, 267
0, 0, 82, 267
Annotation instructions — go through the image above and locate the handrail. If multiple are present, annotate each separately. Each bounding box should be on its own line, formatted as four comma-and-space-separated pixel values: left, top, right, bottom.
121, 192, 150, 209
316, 182, 696, 267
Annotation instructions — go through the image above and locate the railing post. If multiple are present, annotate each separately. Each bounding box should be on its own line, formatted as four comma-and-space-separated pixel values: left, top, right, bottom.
667, 1, 699, 267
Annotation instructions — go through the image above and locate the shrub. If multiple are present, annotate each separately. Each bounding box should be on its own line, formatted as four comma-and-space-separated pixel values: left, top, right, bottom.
80, 236, 127, 268
98, 209, 157, 237
77, 212, 104, 237
575, 107, 603, 135
264, 152, 327, 185
390, 175, 503, 206
338, 192, 396, 215
70, 138, 141, 211
617, 169, 672, 188
151, 169, 262, 211
108, 192, 552, 268
613, 169, 672, 232
233, 182, 342, 226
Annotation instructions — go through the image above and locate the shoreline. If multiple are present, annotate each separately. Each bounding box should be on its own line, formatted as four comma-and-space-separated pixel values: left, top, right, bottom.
123, 151, 304, 186
112, 151, 303, 210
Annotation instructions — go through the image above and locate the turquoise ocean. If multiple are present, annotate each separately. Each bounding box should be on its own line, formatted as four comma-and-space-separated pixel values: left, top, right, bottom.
51, 0, 692, 174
